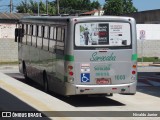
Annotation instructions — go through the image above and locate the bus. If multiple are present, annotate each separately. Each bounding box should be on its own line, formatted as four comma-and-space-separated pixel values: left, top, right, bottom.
15, 16, 137, 96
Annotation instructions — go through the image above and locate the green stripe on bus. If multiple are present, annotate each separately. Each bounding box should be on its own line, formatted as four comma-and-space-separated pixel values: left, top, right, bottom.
64, 55, 74, 61
64, 76, 68, 82
132, 54, 138, 61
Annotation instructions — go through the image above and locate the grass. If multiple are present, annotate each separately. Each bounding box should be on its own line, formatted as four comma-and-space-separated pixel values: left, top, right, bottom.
0, 61, 18, 65
138, 57, 160, 62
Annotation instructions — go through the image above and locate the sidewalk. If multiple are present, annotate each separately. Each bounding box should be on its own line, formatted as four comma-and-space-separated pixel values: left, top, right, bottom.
0, 64, 19, 73
138, 62, 160, 67
138, 62, 152, 67
0, 64, 18, 69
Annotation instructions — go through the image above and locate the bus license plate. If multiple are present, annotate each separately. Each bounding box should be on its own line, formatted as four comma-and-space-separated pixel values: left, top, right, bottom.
96, 78, 111, 84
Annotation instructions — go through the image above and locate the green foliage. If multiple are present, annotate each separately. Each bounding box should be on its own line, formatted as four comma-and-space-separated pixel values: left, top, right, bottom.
16, 0, 56, 15
16, 0, 101, 15
16, 0, 29, 13
138, 57, 160, 62
80, 25, 85, 32
104, 0, 138, 15
91, 0, 101, 9
50, 0, 100, 15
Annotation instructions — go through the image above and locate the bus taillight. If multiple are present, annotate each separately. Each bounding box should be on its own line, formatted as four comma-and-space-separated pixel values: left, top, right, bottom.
68, 65, 73, 70
68, 65, 74, 76
132, 71, 136, 75
69, 71, 74, 76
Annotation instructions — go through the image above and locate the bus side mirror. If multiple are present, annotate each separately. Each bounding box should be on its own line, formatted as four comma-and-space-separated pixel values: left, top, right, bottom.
15, 28, 18, 42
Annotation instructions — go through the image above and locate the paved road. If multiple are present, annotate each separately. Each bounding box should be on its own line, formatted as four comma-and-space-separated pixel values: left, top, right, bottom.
0, 65, 160, 120
137, 66, 160, 97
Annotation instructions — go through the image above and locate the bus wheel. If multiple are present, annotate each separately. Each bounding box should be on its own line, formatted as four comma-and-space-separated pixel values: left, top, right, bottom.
23, 63, 29, 82
43, 73, 48, 93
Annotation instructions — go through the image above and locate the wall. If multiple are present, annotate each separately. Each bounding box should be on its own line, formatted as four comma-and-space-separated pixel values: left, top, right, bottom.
137, 24, 160, 58
94, 10, 104, 16
0, 23, 18, 62
124, 9, 160, 24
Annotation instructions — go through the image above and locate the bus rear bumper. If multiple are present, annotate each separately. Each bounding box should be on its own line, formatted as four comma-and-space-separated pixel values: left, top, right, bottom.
66, 82, 137, 95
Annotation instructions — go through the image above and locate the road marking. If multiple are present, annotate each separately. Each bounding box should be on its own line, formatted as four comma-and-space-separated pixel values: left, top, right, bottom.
0, 80, 70, 120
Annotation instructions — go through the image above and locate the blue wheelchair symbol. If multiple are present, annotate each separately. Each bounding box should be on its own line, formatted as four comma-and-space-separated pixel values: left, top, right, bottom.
81, 73, 90, 83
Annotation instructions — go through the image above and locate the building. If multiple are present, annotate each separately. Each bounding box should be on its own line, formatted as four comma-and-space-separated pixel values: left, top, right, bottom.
0, 13, 30, 62
80, 9, 104, 16
123, 9, 160, 24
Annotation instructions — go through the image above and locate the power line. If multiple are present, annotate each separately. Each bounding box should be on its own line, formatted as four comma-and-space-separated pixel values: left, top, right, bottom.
0, 0, 14, 13
10, 0, 13, 13
0, 5, 9, 7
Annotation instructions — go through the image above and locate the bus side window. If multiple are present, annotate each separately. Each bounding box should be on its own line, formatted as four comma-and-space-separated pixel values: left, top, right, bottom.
61, 28, 65, 41
37, 25, 42, 48
57, 27, 62, 41
50, 27, 54, 39
22, 24, 27, 44
56, 26, 65, 55
27, 24, 32, 45
54, 27, 57, 40
32, 24, 37, 47
49, 26, 56, 52
43, 26, 49, 51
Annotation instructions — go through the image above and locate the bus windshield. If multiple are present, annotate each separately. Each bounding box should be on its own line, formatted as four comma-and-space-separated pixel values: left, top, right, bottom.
75, 22, 131, 47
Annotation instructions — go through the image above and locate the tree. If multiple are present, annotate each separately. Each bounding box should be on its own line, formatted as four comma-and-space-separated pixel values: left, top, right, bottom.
103, 0, 137, 15
122, 0, 138, 14
16, 0, 101, 15
16, 0, 29, 13
55, 0, 101, 14
91, 0, 101, 10
16, 0, 56, 15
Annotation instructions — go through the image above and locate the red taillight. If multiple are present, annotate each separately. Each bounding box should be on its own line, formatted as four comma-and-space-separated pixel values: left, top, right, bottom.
68, 66, 73, 70
132, 71, 136, 74
69, 71, 73, 76
68, 65, 73, 76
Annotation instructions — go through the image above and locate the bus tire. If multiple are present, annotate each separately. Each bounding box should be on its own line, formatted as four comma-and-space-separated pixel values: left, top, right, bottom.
120, 93, 136, 95
23, 62, 29, 82
43, 72, 49, 93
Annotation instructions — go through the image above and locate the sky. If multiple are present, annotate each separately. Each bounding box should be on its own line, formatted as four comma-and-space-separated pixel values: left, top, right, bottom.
0, 0, 160, 12
98, 0, 160, 11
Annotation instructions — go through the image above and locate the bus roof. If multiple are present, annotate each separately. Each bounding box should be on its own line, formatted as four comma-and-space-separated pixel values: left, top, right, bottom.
20, 16, 135, 24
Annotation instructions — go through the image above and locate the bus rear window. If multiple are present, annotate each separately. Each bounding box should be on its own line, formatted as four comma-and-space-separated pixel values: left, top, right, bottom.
75, 22, 131, 47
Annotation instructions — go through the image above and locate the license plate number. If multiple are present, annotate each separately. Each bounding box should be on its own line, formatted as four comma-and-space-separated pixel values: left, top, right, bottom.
96, 78, 111, 84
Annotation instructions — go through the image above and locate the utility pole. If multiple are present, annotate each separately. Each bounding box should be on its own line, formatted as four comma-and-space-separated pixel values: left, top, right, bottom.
46, 0, 48, 15
57, 0, 59, 15
10, 0, 13, 13
25, 0, 27, 13
38, 1, 40, 16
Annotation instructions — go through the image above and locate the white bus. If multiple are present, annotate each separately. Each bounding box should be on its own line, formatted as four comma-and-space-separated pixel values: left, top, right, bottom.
15, 16, 137, 96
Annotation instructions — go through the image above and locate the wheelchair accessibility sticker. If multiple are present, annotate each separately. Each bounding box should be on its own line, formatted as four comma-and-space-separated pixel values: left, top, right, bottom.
81, 73, 90, 83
